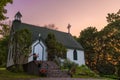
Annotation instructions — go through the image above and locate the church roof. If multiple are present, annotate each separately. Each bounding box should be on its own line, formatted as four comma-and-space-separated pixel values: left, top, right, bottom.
12, 20, 84, 50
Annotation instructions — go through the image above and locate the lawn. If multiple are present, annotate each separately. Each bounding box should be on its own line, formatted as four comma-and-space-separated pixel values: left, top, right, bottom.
0, 67, 116, 80
0, 68, 39, 80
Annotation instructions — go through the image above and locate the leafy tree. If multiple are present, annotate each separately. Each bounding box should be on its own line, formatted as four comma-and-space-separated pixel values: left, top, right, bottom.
73, 36, 78, 41
0, 23, 11, 37
0, 36, 9, 66
12, 29, 32, 72
78, 27, 98, 70
45, 33, 66, 60
106, 10, 120, 23
77, 9, 120, 75
0, 23, 11, 66
78, 21, 120, 75
0, 0, 12, 20
0, 0, 12, 66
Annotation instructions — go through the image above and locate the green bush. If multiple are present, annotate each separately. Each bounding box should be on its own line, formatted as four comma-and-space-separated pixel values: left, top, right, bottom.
62, 59, 78, 77
75, 65, 99, 77
63, 59, 78, 70
96, 62, 115, 75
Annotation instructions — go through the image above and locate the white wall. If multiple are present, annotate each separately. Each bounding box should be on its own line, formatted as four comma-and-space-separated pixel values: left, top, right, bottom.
28, 40, 47, 62
67, 49, 85, 66
7, 45, 14, 67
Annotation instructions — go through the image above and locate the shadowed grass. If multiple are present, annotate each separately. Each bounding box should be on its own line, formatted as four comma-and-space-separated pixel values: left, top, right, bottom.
0, 67, 116, 80
0, 68, 39, 80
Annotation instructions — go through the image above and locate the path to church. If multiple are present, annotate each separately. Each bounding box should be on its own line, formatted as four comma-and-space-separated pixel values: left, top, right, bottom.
20, 78, 105, 80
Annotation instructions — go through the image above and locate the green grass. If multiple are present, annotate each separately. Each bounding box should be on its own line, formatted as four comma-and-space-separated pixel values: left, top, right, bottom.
0, 67, 117, 80
0, 68, 39, 80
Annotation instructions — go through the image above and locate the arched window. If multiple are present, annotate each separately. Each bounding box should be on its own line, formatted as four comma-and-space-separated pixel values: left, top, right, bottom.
73, 49, 77, 60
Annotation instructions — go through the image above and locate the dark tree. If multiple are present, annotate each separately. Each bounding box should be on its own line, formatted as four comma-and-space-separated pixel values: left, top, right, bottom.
0, 0, 12, 20
12, 29, 32, 72
106, 10, 120, 23
45, 33, 66, 60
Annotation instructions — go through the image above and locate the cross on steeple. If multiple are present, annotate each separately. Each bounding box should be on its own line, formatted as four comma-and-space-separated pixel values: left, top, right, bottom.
67, 24, 71, 33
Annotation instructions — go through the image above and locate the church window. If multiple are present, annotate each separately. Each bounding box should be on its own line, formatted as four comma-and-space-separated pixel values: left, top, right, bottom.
73, 49, 77, 60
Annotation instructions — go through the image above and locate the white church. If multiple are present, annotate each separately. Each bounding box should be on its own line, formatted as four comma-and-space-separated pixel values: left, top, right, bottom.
7, 12, 85, 68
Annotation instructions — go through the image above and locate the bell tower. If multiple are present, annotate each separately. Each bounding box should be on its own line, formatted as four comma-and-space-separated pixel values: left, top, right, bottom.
14, 11, 22, 22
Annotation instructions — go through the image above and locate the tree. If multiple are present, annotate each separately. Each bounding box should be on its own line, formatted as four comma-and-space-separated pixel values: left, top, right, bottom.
45, 33, 66, 60
0, 0, 12, 66
0, 22, 11, 66
0, 36, 9, 66
12, 29, 32, 72
0, 23, 11, 37
78, 27, 98, 70
76, 9, 120, 75
44, 24, 58, 30
106, 10, 120, 23
78, 21, 120, 74
0, 0, 12, 20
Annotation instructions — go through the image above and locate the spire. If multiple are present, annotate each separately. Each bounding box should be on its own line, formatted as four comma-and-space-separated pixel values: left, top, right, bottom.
67, 24, 71, 33
14, 11, 22, 21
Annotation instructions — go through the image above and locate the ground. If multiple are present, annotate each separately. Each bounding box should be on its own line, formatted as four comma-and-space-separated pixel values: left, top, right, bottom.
0, 68, 115, 80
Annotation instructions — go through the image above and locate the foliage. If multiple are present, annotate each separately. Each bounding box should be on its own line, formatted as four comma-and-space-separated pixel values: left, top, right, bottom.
39, 68, 47, 77
106, 10, 120, 23
73, 65, 99, 78
45, 33, 66, 60
0, 0, 12, 67
63, 59, 78, 70
0, 23, 11, 67
12, 29, 32, 72
0, 23, 11, 37
77, 27, 98, 70
0, 0, 12, 20
62, 59, 78, 77
54, 56, 61, 67
96, 62, 115, 75
100, 74, 118, 80
77, 11, 120, 75
0, 68, 39, 80
0, 67, 112, 80
0, 36, 9, 66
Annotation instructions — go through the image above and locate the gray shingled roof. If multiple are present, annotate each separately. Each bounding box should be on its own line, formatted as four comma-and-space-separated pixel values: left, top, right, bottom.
12, 20, 83, 50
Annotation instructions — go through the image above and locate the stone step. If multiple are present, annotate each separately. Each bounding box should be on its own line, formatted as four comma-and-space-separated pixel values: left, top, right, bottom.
36, 61, 70, 77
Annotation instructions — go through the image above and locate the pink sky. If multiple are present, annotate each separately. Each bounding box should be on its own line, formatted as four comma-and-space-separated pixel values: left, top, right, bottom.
5, 0, 120, 36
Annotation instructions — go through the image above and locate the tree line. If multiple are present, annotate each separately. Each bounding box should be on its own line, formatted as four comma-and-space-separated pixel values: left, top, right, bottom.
75, 10, 120, 76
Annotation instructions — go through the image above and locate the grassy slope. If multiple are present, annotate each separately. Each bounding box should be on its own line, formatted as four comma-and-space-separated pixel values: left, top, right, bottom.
0, 68, 39, 80
0, 67, 116, 80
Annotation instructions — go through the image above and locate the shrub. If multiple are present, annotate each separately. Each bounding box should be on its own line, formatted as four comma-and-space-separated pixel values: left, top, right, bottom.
75, 65, 99, 77
62, 59, 78, 77
63, 59, 78, 70
96, 62, 115, 75
117, 61, 120, 78
39, 68, 47, 77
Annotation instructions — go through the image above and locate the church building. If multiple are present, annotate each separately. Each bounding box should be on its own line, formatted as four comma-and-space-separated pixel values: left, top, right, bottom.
7, 12, 85, 68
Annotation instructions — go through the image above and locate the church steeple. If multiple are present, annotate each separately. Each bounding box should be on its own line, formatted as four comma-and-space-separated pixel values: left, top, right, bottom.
14, 11, 22, 21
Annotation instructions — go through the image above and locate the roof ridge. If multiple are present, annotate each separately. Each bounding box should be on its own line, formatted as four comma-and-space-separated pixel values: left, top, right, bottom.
21, 22, 69, 35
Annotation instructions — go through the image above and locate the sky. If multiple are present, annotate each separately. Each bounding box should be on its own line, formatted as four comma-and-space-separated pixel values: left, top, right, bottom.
5, 0, 120, 37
